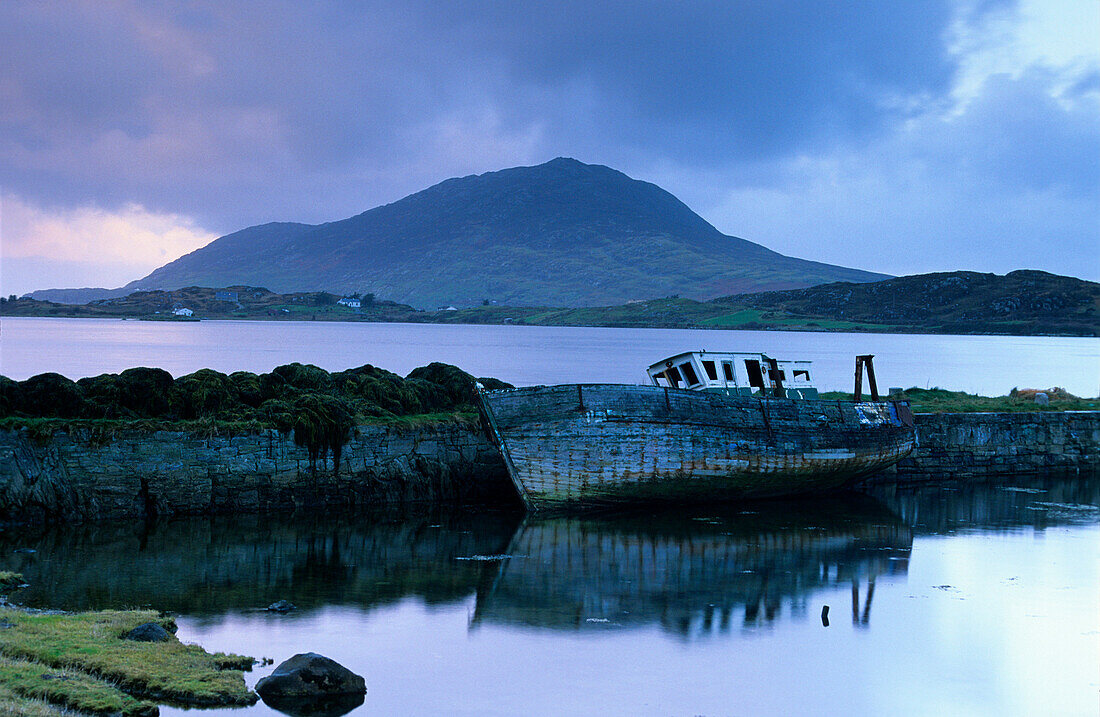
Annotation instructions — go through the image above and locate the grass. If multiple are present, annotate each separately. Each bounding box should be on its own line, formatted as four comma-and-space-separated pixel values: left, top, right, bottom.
0, 681, 74, 717
697, 308, 896, 331
0, 573, 25, 590
0, 412, 478, 443
0, 657, 154, 717
818, 387, 1100, 413
0, 608, 256, 711
356, 411, 480, 428
0, 417, 272, 447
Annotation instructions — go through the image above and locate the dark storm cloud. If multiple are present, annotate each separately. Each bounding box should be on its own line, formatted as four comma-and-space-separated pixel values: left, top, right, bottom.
1, 0, 971, 230
414, 1, 960, 158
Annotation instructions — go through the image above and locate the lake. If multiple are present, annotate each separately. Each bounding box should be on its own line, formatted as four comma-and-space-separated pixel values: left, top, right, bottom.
3, 477, 1097, 716
2, 317, 1098, 396
2, 318, 1099, 714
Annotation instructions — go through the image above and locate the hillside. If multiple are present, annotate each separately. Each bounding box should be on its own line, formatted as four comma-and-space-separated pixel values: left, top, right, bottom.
716, 270, 1100, 335
1, 286, 422, 322
124, 158, 885, 308
5, 271, 1096, 337
412, 269, 1100, 336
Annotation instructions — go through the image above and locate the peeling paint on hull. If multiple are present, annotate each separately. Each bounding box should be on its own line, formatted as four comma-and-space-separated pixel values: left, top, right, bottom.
479, 384, 916, 511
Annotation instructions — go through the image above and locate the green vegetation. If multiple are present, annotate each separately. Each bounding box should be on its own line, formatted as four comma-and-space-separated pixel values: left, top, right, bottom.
0, 657, 153, 717
819, 387, 1099, 413
0, 680, 78, 717
720, 270, 1100, 336
4, 269, 1096, 336
0, 362, 511, 465
0, 572, 25, 590
0, 608, 255, 714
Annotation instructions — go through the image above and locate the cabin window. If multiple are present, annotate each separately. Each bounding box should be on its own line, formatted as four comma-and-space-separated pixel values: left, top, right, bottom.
664, 366, 683, 387
745, 359, 765, 389
722, 362, 734, 382
793, 370, 810, 382
702, 360, 718, 381
680, 362, 700, 386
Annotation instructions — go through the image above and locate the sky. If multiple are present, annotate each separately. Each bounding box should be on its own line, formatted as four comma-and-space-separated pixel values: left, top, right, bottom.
1, 0, 1097, 297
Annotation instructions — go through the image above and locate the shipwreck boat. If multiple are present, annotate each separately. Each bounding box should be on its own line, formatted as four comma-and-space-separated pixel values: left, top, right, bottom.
477, 352, 916, 512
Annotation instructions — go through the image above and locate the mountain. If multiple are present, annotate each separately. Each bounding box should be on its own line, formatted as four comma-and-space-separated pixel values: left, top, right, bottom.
126, 158, 886, 308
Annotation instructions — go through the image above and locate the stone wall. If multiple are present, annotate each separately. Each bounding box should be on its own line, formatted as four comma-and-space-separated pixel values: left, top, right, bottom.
867, 411, 1100, 484
1, 411, 1097, 525
0, 422, 514, 524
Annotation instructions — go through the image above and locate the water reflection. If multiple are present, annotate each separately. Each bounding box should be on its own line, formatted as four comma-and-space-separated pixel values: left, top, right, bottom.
0, 509, 520, 615
2, 476, 1095, 633
473, 495, 911, 636
866, 474, 1100, 533
260, 693, 365, 717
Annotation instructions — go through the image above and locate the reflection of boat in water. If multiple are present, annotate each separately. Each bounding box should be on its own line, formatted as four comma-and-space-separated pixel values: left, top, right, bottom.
472, 495, 911, 636
478, 352, 916, 511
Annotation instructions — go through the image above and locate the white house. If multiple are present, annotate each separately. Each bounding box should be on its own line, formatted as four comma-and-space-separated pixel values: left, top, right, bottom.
337, 297, 361, 308
172, 307, 194, 317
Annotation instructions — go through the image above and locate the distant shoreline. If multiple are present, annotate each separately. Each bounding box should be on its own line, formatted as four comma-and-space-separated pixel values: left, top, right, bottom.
1, 311, 1095, 338
8, 269, 1098, 338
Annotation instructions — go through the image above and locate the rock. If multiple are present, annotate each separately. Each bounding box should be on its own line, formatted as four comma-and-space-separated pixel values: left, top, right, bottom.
1034, 392, 1049, 405
255, 653, 366, 699
259, 693, 365, 717
122, 622, 171, 642
267, 600, 297, 613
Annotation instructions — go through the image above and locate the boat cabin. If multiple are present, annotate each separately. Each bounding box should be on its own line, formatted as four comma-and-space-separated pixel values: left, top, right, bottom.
646, 351, 819, 399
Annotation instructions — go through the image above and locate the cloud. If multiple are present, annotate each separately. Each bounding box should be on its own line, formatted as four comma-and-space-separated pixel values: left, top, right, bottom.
0, 2, 968, 224
0, 194, 215, 295
701, 67, 1100, 279
0, 0, 1096, 292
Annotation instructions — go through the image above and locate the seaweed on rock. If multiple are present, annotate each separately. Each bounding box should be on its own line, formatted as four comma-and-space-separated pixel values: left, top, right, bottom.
170, 369, 241, 419
15, 373, 87, 418
271, 363, 331, 392
289, 393, 355, 473
0, 376, 20, 416
117, 368, 173, 416
407, 362, 511, 409
2, 362, 515, 464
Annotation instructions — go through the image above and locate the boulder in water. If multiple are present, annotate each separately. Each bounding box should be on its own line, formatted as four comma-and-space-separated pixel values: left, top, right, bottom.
255, 653, 366, 698
267, 600, 297, 613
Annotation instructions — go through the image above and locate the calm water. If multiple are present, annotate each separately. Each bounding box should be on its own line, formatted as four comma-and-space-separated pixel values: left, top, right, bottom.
2, 318, 1099, 714
3, 478, 1098, 716
2, 317, 1098, 396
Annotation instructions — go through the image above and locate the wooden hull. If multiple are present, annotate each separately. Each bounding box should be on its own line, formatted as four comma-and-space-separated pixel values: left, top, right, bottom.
478, 384, 916, 511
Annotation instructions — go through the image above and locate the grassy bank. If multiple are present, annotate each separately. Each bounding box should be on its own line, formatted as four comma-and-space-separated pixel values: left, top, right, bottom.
0, 411, 480, 447
819, 387, 1099, 413
0, 608, 254, 716
0, 572, 25, 590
